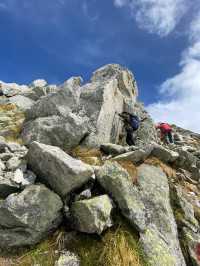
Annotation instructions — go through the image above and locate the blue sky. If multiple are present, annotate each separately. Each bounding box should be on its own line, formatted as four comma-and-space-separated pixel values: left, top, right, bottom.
0, 0, 200, 132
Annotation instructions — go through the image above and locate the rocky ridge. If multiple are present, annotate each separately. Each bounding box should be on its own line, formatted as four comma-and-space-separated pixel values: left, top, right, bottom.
0, 64, 200, 265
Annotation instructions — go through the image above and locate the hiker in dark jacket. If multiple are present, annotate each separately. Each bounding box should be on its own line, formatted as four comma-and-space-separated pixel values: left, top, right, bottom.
118, 112, 143, 146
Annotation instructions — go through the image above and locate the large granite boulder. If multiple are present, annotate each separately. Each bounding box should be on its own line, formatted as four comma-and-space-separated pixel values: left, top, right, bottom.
151, 144, 179, 163
0, 184, 63, 249
96, 161, 146, 231
71, 195, 113, 234
137, 164, 186, 266
8, 95, 35, 111
27, 142, 94, 198
113, 145, 153, 163
100, 143, 128, 156
22, 114, 89, 150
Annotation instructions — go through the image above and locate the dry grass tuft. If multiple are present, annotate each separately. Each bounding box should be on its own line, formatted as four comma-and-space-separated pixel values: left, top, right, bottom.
0, 104, 16, 112
117, 160, 138, 184
71, 147, 103, 166
145, 157, 176, 178
98, 227, 143, 266
0, 104, 25, 143
0, 257, 13, 266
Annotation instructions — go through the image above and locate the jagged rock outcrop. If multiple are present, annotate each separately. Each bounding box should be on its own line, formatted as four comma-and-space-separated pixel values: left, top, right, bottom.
0, 184, 63, 249
22, 114, 89, 150
22, 64, 139, 149
79, 64, 138, 147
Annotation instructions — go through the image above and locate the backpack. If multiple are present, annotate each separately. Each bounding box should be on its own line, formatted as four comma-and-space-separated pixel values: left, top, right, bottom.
129, 115, 140, 130
160, 123, 172, 132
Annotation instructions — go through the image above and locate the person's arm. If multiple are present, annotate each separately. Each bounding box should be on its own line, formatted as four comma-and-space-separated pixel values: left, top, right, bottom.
118, 113, 129, 122
140, 117, 147, 122
118, 113, 124, 118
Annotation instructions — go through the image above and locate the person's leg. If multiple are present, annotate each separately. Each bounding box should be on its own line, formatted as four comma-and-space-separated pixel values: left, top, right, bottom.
168, 131, 174, 143
126, 129, 135, 146
164, 133, 170, 144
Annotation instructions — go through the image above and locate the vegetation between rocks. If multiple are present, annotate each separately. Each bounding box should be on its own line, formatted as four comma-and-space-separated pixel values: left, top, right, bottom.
71, 146, 104, 166
67, 216, 147, 266
0, 217, 148, 266
0, 104, 24, 143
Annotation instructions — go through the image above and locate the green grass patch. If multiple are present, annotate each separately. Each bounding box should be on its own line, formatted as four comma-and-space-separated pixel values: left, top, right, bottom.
67, 216, 148, 266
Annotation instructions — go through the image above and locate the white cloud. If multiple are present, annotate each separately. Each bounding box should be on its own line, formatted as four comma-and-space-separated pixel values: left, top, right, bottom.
147, 12, 200, 133
114, 0, 128, 7
114, 0, 188, 36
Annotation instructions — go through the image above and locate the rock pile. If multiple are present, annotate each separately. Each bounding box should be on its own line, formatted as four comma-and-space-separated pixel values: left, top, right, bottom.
0, 64, 200, 266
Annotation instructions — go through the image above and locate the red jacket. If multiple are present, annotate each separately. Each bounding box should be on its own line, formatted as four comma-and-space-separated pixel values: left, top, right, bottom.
156, 123, 172, 133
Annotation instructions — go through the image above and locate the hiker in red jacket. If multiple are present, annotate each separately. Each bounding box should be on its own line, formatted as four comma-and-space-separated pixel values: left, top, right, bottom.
156, 123, 174, 144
